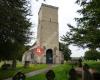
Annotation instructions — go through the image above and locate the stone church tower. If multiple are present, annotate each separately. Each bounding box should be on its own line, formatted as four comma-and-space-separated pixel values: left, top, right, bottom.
22, 4, 63, 64
36, 3, 60, 63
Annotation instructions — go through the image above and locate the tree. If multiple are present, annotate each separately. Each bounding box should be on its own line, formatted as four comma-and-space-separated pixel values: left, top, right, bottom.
0, 0, 32, 68
62, 0, 100, 50
59, 42, 72, 61
84, 49, 100, 60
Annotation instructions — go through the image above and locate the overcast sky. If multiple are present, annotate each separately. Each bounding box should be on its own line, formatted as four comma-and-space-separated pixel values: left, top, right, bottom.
30, 0, 87, 57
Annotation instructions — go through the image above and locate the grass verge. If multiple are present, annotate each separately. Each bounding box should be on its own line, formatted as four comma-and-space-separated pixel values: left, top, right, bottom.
0, 63, 48, 80
26, 61, 100, 80
26, 64, 72, 80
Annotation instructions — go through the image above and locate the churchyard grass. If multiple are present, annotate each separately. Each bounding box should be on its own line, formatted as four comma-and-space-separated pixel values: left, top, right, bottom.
0, 61, 48, 80
26, 64, 72, 80
26, 61, 100, 80
0, 61, 100, 80
84, 60, 100, 71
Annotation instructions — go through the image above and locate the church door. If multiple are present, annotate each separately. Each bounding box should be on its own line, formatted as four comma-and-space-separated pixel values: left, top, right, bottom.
46, 49, 53, 64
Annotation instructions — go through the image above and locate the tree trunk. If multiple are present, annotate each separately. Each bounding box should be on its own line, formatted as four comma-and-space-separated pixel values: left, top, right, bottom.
24, 61, 30, 68
12, 59, 16, 69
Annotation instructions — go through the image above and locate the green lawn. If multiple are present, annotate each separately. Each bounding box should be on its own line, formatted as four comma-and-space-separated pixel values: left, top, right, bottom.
26, 64, 72, 80
26, 61, 100, 80
1, 61, 100, 80
0, 62, 48, 80
84, 60, 100, 71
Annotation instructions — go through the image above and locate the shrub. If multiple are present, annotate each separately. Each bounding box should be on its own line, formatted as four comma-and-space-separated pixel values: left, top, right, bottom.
1, 64, 11, 70
84, 50, 100, 60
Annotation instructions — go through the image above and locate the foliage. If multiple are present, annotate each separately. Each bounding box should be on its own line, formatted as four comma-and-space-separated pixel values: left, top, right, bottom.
62, 0, 100, 50
25, 45, 32, 50
84, 49, 100, 60
0, 0, 32, 61
59, 42, 72, 60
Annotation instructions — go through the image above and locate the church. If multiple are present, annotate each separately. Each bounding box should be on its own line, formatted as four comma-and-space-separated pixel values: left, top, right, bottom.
22, 3, 64, 64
